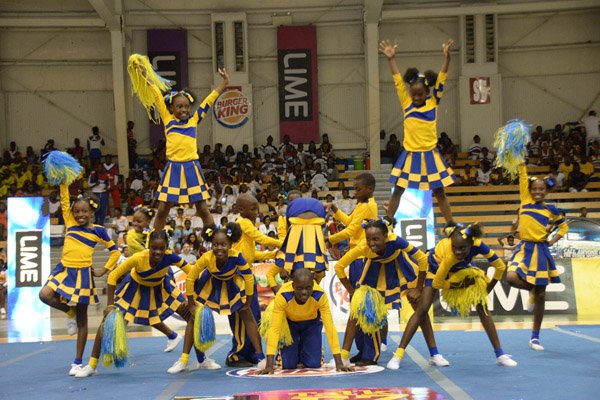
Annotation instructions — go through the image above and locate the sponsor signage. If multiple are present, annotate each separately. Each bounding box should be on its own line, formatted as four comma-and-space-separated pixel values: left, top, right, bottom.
15, 231, 43, 287
214, 87, 251, 129
469, 77, 491, 104
277, 25, 319, 143
227, 365, 384, 379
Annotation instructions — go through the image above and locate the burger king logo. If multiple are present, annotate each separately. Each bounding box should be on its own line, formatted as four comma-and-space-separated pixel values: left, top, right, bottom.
214, 87, 250, 129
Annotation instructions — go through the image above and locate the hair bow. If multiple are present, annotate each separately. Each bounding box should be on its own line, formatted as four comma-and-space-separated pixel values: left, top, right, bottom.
88, 199, 99, 210
205, 227, 214, 238
164, 90, 195, 105
444, 223, 464, 237
226, 228, 233, 237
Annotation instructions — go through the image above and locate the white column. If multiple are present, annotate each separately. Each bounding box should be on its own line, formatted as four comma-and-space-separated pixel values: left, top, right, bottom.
110, 27, 129, 173
364, 22, 381, 170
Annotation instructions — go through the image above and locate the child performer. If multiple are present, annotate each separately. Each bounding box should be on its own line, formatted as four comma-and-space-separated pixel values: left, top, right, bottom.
506, 164, 568, 350
256, 269, 354, 373
125, 205, 184, 352
390, 223, 517, 368
268, 192, 327, 293
169, 223, 264, 373
228, 193, 282, 367
326, 172, 378, 250
39, 185, 120, 376
334, 218, 444, 367
379, 39, 456, 224
128, 55, 229, 232
75, 230, 219, 378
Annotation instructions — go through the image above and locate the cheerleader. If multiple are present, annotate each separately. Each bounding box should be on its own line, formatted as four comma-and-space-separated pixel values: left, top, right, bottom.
127, 55, 230, 232
126, 206, 184, 352
39, 185, 120, 376
379, 39, 456, 224
168, 223, 265, 373
75, 230, 219, 378
506, 164, 568, 350
267, 194, 328, 293
256, 269, 353, 374
333, 218, 438, 366
389, 223, 517, 368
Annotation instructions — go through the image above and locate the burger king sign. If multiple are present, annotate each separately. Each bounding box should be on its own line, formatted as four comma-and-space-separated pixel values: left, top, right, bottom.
213, 87, 251, 129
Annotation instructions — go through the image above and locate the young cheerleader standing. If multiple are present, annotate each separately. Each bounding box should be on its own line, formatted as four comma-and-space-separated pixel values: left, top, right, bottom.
126, 206, 184, 352
379, 39, 456, 224
76, 230, 219, 378
389, 223, 517, 368
39, 185, 120, 376
506, 164, 568, 350
333, 218, 444, 366
128, 56, 229, 232
168, 223, 265, 373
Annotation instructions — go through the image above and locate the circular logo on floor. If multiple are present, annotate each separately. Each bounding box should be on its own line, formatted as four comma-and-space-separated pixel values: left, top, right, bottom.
226, 364, 384, 378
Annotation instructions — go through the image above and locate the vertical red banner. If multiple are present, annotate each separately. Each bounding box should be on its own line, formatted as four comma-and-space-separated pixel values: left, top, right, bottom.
147, 29, 189, 146
277, 26, 319, 143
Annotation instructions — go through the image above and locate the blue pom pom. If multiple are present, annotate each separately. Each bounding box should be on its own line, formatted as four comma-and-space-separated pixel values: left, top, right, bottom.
42, 151, 82, 185
493, 119, 532, 178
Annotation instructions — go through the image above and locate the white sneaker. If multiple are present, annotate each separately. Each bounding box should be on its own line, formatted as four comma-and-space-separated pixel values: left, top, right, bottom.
75, 365, 97, 378
191, 358, 221, 370
496, 354, 518, 367
167, 360, 188, 374
386, 354, 401, 370
69, 363, 82, 376
429, 354, 450, 367
256, 358, 267, 370
381, 343, 388, 352
66, 317, 77, 336
529, 339, 544, 351
164, 334, 183, 352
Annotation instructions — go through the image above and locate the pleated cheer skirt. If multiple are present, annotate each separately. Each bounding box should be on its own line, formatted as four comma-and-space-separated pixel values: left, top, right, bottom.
390, 148, 456, 190
193, 271, 247, 315
114, 273, 185, 325
156, 159, 211, 204
508, 240, 560, 286
45, 263, 98, 304
348, 258, 403, 310
275, 218, 328, 274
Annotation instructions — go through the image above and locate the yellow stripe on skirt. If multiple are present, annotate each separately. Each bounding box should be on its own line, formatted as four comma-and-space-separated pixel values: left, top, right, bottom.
45, 263, 99, 304
508, 240, 560, 286
390, 148, 456, 190
156, 159, 211, 204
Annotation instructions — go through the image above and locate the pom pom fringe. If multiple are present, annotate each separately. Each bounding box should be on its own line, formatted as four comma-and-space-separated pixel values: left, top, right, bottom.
100, 309, 128, 368
42, 151, 83, 186
127, 54, 172, 123
259, 301, 293, 347
193, 304, 216, 352
493, 119, 532, 179
441, 268, 489, 318
350, 286, 388, 334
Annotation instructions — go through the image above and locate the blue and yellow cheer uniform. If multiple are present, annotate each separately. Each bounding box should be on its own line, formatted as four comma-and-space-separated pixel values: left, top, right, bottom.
186, 249, 254, 315
508, 165, 568, 285
267, 281, 340, 369
329, 197, 378, 248
108, 250, 190, 325
428, 237, 505, 289
150, 85, 219, 204
45, 184, 119, 304
389, 71, 456, 190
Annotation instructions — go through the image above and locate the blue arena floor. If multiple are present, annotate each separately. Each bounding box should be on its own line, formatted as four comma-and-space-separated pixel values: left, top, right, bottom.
1, 327, 598, 400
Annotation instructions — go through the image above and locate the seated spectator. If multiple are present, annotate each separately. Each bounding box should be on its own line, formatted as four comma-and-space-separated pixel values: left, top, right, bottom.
559, 158, 574, 179
184, 232, 205, 257
497, 234, 518, 261
258, 215, 277, 236
181, 219, 193, 239
313, 149, 327, 170
167, 219, 182, 251
179, 242, 198, 265
321, 141, 335, 159
87, 126, 105, 166
278, 134, 293, 156
460, 164, 477, 186
218, 216, 229, 229
263, 153, 276, 175
548, 165, 566, 191
476, 161, 492, 186
200, 144, 213, 166
68, 138, 86, 160
468, 135, 482, 160
438, 131, 454, 154
311, 164, 328, 192
40, 139, 56, 160
25, 146, 38, 164
568, 162, 588, 192
3, 141, 20, 164
116, 244, 129, 267
261, 135, 278, 157
258, 194, 274, 218
385, 133, 402, 161
579, 207, 588, 218
336, 189, 356, 216
479, 147, 494, 163
591, 148, 600, 171
111, 208, 129, 238
579, 156, 595, 177
490, 167, 503, 186
225, 145, 236, 166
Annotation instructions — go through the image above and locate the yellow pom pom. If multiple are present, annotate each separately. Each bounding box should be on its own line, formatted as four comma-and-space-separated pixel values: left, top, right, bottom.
259, 301, 293, 347
127, 54, 172, 123
441, 268, 489, 317
350, 286, 387, 334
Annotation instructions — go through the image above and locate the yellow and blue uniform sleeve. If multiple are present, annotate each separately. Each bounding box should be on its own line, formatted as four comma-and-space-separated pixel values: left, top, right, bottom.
172, 254, 190, 275
255, 250, 278, 261
149, 83, 170, 123
266, 293, 289, 355
518, 165, 533, 205
329, 201, 373, 245
97, 227, 120, 271
332, 208, 351, 226
392, 73, 412, 110
318, 293, 341, 354
194, 90, 220, 122
59, 184, 76, 227
186, 253, 209, 296
432, 71, 447, 104
432, 257, 453, 290
239, 217, 282, 249
474, 239, 505, 280
107, 252, 139, 286
334, 242, 368, 279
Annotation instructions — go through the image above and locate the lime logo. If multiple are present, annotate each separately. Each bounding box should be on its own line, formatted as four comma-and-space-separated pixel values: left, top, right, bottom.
214, 88, 250, 129
227, 364, 384, 378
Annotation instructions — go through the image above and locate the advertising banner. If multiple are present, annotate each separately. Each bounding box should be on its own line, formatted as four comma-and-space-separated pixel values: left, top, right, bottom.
277, 25, 319, 143
147, 29, 189, 146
